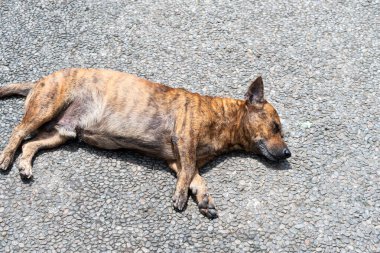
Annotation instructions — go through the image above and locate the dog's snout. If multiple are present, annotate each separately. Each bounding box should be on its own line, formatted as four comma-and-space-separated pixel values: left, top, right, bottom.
283, 148, 291, 158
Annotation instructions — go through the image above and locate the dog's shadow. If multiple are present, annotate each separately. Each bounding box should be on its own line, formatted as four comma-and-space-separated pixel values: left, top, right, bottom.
2, 140, 292, 207
200, 150, 292, 175
1, 140, 293, 216
77, 143, 292, 176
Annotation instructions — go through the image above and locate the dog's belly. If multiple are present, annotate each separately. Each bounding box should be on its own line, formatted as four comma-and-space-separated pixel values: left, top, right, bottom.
79, 129, 175, 159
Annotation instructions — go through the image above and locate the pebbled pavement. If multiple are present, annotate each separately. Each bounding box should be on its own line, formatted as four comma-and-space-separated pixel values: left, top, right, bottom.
0, 0, 379, 252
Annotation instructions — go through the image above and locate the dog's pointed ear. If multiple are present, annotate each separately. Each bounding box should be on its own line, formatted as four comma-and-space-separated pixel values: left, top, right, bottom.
245, 76, 264, 104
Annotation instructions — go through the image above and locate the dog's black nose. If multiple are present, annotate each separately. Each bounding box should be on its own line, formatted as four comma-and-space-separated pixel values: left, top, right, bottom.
283, 148, 291, 158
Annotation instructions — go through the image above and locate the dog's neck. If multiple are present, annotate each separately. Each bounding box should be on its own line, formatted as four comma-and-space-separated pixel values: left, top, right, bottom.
207, 97, 250, 152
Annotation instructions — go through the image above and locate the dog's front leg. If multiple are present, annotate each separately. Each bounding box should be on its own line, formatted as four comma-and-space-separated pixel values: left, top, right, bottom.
168, 157, 218, 218
171, 138, 197, 211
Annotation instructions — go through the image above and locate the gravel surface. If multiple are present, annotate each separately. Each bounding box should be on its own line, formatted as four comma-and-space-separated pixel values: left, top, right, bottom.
0, 0, 379, 252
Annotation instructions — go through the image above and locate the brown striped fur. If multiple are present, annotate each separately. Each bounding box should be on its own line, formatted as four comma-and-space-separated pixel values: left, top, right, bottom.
0, 68, 291, 218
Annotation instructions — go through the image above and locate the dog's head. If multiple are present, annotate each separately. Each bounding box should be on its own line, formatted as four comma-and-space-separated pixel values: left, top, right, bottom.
241, 76, 291, 161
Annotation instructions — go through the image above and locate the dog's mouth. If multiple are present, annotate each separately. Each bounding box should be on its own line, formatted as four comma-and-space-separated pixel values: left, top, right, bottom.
257, 140, 279, 161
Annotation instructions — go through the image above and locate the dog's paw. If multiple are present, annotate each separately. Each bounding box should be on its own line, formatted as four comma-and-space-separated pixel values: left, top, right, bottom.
198, 193, 218, 219
18, 160, 33, 179
0, 153, 11, 171
172, 190, 188, 211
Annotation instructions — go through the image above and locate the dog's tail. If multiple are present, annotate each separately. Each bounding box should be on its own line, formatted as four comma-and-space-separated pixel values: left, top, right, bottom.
0, 82, 36, 98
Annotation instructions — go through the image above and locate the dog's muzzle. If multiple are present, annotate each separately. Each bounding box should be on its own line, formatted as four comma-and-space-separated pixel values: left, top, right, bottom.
258, 140, 291, 161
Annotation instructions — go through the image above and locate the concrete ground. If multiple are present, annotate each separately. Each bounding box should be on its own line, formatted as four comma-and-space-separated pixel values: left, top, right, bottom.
0, 0, 379, 252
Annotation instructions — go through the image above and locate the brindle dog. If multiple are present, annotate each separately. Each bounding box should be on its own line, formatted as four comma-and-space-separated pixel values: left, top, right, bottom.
0, 69, 291, 218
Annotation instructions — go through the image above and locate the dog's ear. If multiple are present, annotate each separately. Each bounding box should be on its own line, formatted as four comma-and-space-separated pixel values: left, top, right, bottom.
245, 76, 264, 104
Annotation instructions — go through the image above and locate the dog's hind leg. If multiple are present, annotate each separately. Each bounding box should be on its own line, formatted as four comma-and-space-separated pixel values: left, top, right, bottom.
0, 121, 42, 171
0, 76, 72, 171
17, 129, 71, 179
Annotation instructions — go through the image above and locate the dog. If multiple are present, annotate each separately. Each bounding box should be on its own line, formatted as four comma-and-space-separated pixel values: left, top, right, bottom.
0, 68, 291, 218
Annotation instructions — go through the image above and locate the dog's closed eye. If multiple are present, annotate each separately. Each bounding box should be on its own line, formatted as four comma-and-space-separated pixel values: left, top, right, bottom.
272, 121, 281, 134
